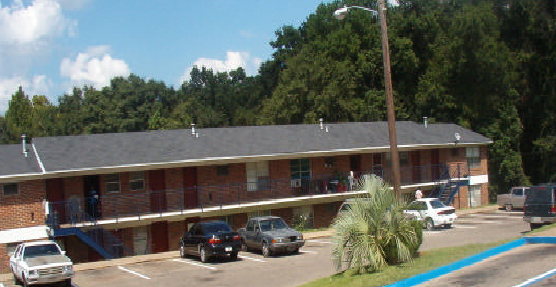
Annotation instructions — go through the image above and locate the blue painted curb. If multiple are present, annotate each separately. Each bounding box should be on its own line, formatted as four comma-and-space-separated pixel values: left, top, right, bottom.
384, 238, 526, 287
524, 236, 556, 244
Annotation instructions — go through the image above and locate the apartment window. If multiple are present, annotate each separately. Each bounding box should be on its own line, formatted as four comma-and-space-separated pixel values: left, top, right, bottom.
105, 174, 121, 194
466, 147, 481, 169
217, 165, 229, 176
2, 183, 18, 195
246, 161, 270, 191
291, 159, 310, 180
324, 157, 335, 168
400, 151, 409, 165
129, 171, 145, 191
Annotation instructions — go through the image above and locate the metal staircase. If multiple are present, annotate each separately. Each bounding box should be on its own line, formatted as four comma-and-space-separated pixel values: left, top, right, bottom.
430, 164, 469, 205
47, 211, 131, 260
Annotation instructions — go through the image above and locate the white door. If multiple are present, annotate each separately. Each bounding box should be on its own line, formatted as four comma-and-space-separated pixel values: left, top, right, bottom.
133, 226, 148, 255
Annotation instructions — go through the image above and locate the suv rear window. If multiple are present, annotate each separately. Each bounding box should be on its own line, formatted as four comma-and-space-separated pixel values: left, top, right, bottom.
527, 187, 555, 203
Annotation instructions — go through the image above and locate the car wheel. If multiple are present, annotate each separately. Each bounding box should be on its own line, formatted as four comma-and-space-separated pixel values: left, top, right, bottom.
292, 248, 300, 255
262, 242, 272, 258
63, 278, 72, 287
505, 204, 513, 212
425, 218, 435, 230
230, 251, 238, 261
200, 246, 209, 263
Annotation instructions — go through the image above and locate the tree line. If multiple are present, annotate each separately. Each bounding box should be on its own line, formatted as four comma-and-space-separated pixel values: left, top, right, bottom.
2, 0, 555, 197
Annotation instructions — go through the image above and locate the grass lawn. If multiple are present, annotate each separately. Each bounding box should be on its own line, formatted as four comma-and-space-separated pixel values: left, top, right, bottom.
299, 239, 515, 287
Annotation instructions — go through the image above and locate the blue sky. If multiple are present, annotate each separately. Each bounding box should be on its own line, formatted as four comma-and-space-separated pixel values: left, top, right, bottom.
0, 0, 329, 113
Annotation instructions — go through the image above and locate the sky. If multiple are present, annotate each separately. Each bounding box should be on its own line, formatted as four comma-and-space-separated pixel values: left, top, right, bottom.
0, 0, 329, 114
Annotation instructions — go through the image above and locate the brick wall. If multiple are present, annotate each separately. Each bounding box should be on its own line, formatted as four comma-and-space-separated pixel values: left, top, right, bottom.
0, 180, 46, 230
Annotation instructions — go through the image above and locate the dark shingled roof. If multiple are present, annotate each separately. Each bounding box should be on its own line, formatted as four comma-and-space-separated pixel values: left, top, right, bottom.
0, 121, 491, 178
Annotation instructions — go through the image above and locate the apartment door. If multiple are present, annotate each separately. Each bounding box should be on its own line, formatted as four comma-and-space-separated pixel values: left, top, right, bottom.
151, 221, 169, 253
149, 170, 167, 213
411, 151, 421, 183
83, 175, 100, 218
183, 167, 198, 208
431, 150, 440, 181
46, 178, 66, 224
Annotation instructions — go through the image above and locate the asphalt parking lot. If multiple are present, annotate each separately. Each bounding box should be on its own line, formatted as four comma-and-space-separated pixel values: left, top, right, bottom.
0, 208, 538, 287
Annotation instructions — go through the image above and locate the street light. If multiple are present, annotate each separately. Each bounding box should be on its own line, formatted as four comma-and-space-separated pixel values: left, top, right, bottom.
334, 1, 402, 198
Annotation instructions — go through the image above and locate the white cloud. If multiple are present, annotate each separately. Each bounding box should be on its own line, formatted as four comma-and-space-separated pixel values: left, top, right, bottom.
0, 0, 76, 46
60, 45, 131, 89
0, 75, 51, 114
179, 51, 262, 84
54, 0, 91, 11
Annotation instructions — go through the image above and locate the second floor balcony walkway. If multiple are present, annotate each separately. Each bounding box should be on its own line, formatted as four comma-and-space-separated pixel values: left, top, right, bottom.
47, 163, 468, 229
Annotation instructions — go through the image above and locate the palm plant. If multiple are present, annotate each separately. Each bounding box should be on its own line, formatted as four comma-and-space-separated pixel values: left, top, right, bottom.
331, 175, 423, 274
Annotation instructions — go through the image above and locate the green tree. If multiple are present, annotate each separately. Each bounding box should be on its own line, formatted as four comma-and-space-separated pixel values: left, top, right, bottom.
4, 87, 33, 143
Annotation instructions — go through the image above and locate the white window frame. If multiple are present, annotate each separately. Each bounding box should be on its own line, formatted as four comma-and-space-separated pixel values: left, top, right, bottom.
466, 147, 481, 169
129, 171, 145, 191
105, 174, 121, 194
246, 161, 270, 191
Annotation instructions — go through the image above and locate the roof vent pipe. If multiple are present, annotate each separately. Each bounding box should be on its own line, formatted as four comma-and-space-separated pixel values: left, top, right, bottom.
423, 117, 428, 128
319, 118, 324, 130
191, 123, 196, 135
21, 134, 28, 158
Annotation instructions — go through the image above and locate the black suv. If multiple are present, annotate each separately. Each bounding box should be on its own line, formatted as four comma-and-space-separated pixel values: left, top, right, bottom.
524, 185, 556, 229
179, 221, 241, 262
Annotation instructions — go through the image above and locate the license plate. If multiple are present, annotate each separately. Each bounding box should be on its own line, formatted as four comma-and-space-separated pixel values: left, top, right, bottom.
225, 247, 232, 252
532, 217, 542, 223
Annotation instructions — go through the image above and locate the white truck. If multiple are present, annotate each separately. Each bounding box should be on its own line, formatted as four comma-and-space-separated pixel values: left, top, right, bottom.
497, 186, 530, 211
9, 241, 74, 287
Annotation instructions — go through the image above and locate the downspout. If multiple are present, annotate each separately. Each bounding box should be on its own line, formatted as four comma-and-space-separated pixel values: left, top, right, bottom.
32, 143, 49, 228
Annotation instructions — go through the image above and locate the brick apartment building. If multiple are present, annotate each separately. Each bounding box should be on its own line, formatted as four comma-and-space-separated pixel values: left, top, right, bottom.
0, 121, 491, 270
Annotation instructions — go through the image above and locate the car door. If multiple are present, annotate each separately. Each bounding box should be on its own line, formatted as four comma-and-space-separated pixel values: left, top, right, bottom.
244, 220, 255, 248
184, 225, 198, 255
12, 246, 23, 278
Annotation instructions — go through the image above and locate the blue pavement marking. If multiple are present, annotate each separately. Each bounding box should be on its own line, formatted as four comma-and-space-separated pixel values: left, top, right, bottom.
523, 236, 556, 244
384, 238, 526, 287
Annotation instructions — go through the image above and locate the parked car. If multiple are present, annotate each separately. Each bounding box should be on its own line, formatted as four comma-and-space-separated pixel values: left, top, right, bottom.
497, 186, 530, 211
404, 198, 457, 230
9, 240, 74, 287
524, 185, 556, 229
179, 221, 242, 262
238, 216, 305, 257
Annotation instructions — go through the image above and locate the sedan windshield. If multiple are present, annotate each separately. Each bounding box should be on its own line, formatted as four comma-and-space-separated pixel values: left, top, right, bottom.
260, 219, 288, 231
23, 244, 61, 258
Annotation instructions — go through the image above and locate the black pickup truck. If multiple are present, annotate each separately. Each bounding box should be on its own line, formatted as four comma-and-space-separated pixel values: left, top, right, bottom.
524, 185, 556, 229
238, 216, 305, 257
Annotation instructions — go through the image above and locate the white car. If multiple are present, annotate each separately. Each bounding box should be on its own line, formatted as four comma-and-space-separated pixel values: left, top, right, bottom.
9, 241, 74, 287
404, 198, 457, 230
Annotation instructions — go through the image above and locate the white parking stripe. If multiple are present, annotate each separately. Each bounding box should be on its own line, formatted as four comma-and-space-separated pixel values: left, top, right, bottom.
238, 255, 267, 262
117, 266, 151, 280
307, 239, 333, 244
512, 266, 556, 287
1, 283, 4, 287
454, 226, 477, 229
172, 258, 218, 270
300, 250, 318, 254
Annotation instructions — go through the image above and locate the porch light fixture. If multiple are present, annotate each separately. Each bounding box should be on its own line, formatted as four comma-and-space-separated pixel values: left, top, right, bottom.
333, 0, 402, 198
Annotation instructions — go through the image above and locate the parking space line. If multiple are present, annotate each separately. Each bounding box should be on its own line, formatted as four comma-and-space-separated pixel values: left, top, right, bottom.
512, 266, 556, 287
238, 255, 267, 262
300, 250, 318, 254
455, 226, 477, 229
117, 266, 151, 280
172, 258, 218, 270
307, 239, 333, 244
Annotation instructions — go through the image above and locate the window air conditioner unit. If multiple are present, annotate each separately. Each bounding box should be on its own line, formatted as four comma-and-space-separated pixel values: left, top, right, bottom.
291, 179, 302, 187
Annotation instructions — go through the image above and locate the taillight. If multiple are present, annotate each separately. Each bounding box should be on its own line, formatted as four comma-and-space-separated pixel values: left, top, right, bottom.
551, 205, 555, 214
208, 237, 222, 244
233, 235, 241, 241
